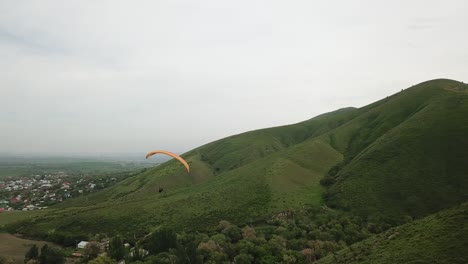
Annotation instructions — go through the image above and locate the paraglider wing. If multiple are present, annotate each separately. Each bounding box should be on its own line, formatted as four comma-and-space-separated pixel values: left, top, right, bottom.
145, 150, 190, 173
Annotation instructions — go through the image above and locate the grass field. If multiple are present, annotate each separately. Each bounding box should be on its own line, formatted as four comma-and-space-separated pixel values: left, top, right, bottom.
0, 233, 57, 264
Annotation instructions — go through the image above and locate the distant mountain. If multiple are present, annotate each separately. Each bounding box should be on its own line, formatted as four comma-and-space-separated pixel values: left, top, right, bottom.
8, 79, 468, 246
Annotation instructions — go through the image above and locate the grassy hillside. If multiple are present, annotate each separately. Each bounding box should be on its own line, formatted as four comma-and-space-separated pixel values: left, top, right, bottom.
0, 210, 49, 227
6, 79, 468, 248
317, 202, 468, 264
324, 79, 468, 222
5, 107, 357, 241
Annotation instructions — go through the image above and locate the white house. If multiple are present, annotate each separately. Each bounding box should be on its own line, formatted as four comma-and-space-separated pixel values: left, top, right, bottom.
77, 241, 89, 249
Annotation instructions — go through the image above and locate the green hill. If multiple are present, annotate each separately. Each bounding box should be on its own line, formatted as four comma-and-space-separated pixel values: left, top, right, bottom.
6, 79, 468, 247
317, 202, 468, 264
323, 79, 468, 222
7, 107, 357, 240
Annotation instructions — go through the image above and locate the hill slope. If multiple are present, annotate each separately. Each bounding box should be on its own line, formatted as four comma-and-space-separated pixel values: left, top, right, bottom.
317, 202, 468, 264
7, 107, 358, 239
7, 79, 468, 243
324, 79, 468, 222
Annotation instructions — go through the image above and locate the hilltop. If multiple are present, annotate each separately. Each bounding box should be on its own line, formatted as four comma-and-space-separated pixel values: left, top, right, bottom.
6, 79, 468, 248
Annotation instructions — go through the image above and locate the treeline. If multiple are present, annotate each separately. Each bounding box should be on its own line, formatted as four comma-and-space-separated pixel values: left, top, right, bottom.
23, 244, 66, 264
60, 207, 391, 264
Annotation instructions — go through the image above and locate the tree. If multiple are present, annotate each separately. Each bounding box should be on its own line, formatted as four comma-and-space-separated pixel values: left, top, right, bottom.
197, 240, 227, 263
146, 227, 177, 254
174, 233, 200, 264
38, 245, 64, 264
108, 235, 125, 260
300, 248, 315, 263
24, 244, 39, 263
217, 220, 232, 232
282, 253, 296, 264
234, 253, 254, 264
84, 241, 101, 260
152, 252, 178, 264
131, 242, 145, 262
242, 226, 256, 239
38, 244, 48, 264
223, 225, 242, 243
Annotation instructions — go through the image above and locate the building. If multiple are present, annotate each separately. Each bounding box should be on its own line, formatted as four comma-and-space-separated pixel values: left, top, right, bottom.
77, 241, 89, 249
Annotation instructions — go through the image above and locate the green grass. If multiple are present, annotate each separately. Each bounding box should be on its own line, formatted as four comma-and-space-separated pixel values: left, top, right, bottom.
325, 79, 468, 222
0, 210, 49, 227
317, 202, 468, 264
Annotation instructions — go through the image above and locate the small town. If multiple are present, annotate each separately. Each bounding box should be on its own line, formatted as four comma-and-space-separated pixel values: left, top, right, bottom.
0, 173, 118, 212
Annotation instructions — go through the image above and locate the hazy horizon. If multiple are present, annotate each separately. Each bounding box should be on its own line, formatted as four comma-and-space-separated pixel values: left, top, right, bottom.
1, 1, 467, 154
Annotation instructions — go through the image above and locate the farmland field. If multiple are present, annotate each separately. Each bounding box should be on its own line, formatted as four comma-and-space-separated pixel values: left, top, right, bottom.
0, 156, 153, 178
0, 233, 57, 264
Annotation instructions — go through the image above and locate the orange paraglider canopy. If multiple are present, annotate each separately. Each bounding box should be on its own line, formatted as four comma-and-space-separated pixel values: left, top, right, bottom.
145, 150, 190, 173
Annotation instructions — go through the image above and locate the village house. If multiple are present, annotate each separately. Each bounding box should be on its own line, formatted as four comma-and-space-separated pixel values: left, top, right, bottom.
77, 241, 89, 249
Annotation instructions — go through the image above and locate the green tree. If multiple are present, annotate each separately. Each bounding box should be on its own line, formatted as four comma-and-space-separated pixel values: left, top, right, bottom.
300, 248, 315, 263
108, 236, 125, 260
38, 245, 64, 264
223, 225, 242, 243
131, 242, 145, 262
85, 241, 101, 260
242, 226, 256, 239
146, 227, 177, 255
24, 244, 39, 263
197, 240, 228, 263
38, 244, 48, 264
174, 233, 200, 264
234, 253, 254, 264
152, 252, 178, 264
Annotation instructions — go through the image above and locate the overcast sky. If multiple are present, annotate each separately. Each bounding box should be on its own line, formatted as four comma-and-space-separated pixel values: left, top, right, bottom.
1, 0, 467, 155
